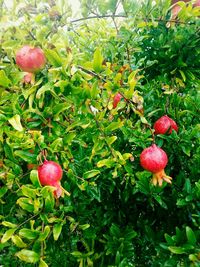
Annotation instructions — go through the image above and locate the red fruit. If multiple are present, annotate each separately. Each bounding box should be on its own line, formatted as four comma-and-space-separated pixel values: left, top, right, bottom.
153, 115, 178, 135
113, 93, 122, 109
193, 0, 200, 7
140, 144, 172, 186
22, 72, 35, 84
38, 160, 63, 198
16, 45, 46, 73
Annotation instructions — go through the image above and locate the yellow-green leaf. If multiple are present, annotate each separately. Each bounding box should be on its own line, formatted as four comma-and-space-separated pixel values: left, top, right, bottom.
53, 223, 62, 241
8, 115, 24, 132
1, 228, 16, 243
2, 221, 17, 228
15, 249, 40, 263
93, 48, 103, 73
11, 235, 27, 248
0, 70, 11, 87
39, 258, 49, 267
83, 170, 100, 179
105, 120, 124, 133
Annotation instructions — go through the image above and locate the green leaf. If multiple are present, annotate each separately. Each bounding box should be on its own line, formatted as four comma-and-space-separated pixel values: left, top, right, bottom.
105, 121, 124, 133
53, 223, 63, 241
186, 226, 196, 245
105, 136, 117, 145
45, 49, 62, 67
39, 258, 49, 267
21, 185, 37, 199
30, 170, 41, 187
2, 221, 17, 228
93, 48, 103, 72
38, 226, 51, 241
97, 158, 115, 168
0, 186, 8, 198
17, 197, 34, 212
153, 195, 168, 209
15, 249, 40, 263
79, 224, 90, 230
0, 70, 11, 87
83, 170, 100, 179
14, 150, 37, 163
19, 228, 39, 240
168, 246, 186, 254
1, 228, 16, 243
8, 115, 24, 132
11, 235, 27, 248
182, 146, 191, 157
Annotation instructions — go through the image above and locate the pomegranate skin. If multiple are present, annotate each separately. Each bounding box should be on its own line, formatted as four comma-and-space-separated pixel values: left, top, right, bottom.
153, 115, 178, 134
113, 93, 122, 108
38, 160, 63, 186
140, 144, 168, 173
16, 45, 46, 73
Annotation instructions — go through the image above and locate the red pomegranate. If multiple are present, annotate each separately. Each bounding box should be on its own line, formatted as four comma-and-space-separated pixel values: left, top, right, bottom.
140, 144, 172, 186
113, 93, 122, 109
38, 160, 63, 198
16, 45, 46, 73
153, 115, 178, 135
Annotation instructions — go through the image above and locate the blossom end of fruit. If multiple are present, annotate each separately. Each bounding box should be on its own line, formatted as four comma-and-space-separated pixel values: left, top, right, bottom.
151, 169, 172, 187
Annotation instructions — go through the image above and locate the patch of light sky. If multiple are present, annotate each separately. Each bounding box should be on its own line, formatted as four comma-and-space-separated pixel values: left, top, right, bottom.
5, 0, 125, 18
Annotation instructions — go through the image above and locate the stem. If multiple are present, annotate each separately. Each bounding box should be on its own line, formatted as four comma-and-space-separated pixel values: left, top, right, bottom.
77, 65, 107, 83
70, 14, 195, 25
17, 214, 39, 230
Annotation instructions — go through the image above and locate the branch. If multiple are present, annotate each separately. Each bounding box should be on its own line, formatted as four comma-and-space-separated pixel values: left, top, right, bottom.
70, 14, 196, 25
70, 14, 127, 23
77, 65, 107, 83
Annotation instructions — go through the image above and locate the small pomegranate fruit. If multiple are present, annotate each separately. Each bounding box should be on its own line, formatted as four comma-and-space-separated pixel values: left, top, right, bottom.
153, 115, 178, 135
16, 45, 46, 73
113, 93, 122, 109
38, 160, 63, 198
140, 144, 172, 186
22, 72, 35, 84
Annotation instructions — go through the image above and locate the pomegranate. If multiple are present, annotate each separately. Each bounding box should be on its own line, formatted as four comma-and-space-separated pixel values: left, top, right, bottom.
140, 144, 172, 186
22, 72, 35, 84
113, 93, 122, 109
153, 115, 178, 135
16, 45, 46, 73
38, 160, 63, 198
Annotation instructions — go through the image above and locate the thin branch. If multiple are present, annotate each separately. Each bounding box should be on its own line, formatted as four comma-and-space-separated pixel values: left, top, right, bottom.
70, 14, 196, 25
77, 65, 107, 83
70, 14, 127, 23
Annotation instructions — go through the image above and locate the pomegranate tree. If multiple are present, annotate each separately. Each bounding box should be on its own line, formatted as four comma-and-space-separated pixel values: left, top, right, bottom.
113, 93, 122, 108
16, 45, 46, 73
153, 115, 178, 135
38, 160, 63, 198
140, 144, 172, 186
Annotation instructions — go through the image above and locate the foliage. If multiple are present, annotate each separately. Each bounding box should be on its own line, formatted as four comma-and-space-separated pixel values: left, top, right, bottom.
0, 0, 200, 266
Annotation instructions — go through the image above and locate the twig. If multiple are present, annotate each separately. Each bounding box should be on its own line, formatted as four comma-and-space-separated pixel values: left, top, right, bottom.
70, 14, 127, 23
70, 14, 196, 25
17, 214, 39, 229
77, 65, 107, 83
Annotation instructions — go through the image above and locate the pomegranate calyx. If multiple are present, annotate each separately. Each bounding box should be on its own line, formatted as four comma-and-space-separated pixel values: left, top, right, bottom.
152, 169, 172, 187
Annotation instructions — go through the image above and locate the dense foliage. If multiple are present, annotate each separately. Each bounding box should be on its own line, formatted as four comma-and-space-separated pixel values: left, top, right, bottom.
0, 0, 200, 266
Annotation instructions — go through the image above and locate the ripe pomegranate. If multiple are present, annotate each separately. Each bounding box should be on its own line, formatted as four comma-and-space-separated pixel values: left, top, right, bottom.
140, 144, 172, 186
16, 45, 46, 73
38, 160, 63, 198
153, 115, 178, 135
113, 93, 122, 109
